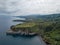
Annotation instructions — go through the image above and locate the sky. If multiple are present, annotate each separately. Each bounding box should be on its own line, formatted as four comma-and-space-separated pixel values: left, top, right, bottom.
0, 0, 60, 16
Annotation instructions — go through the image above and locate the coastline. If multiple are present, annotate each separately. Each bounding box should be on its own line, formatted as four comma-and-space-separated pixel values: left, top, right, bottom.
38, 35, 47, 45
6, 30, 37, 36
6, 30, 48, 45
7, 14, 60, 45
38, 34, 51, 45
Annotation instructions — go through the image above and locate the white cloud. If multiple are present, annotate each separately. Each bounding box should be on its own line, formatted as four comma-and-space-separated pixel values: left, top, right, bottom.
0, 0, 60, 16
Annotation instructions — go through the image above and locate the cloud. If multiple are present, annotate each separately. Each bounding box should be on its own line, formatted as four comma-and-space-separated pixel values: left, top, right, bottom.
0, 0, 60, 16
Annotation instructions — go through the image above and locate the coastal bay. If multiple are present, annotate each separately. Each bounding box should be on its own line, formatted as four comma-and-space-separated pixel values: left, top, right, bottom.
0, 16, 46, 45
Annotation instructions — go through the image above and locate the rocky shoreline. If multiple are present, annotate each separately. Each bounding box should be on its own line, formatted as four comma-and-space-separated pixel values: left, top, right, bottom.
6, 30, 37, 36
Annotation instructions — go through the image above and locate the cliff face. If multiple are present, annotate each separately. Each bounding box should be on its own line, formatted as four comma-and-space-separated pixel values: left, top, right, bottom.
6, 22, 38, 36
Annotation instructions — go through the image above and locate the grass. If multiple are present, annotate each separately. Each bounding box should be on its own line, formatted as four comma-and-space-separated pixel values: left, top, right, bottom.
43, 29, 60, 45
50, 30, 60, 41
15, 22, 36, 28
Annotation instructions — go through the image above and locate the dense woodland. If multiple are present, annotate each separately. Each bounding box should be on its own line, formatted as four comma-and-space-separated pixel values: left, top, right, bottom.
14, 14, 60, 45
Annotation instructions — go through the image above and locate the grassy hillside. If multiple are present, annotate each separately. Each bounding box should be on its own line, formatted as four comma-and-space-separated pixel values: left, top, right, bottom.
15, 14, 60, 45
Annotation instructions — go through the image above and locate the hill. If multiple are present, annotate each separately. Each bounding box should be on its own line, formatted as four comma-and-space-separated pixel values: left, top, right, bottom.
14, 14, 60, 45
